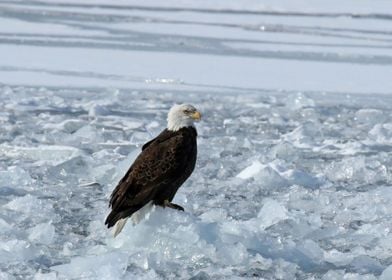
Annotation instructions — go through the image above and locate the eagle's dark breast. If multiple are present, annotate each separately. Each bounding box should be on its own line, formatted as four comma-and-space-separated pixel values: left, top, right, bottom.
105, 126, 197, 228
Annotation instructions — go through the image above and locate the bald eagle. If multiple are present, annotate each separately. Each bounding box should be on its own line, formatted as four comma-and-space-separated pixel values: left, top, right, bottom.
105, 104, 201, 236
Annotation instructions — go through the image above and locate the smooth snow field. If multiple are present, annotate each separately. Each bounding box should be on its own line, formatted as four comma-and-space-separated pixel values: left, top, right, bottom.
1, 1, 392, 279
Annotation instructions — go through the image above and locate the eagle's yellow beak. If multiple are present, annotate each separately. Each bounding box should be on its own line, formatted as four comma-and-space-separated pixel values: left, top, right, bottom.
191, 111, 201, 121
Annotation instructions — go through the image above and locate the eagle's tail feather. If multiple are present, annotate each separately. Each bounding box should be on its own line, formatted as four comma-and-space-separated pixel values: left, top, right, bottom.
105, 202, 154, 237
105, 208, 137, 228
131, 201, 153, 225
113, 217, 128, 237
104, 211, 120, 228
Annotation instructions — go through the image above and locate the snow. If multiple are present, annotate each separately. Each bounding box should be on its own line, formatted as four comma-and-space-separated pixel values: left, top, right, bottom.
1, 0, 392, 279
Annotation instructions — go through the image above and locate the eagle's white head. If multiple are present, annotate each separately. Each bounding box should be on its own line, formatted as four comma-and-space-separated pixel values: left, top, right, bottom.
167, 104, 201, 131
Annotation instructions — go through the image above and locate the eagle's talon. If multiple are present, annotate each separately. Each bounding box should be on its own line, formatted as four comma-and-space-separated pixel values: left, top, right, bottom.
163, 200, 184, 211
171, 203, 184, 211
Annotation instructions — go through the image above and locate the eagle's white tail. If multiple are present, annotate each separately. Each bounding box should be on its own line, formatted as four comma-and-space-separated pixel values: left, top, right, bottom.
131, 201, 153, 225
113, 218, 128, 237
112, 201, 154, 237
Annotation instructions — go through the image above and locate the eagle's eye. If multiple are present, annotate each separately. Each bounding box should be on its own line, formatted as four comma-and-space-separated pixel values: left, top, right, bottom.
183, 109, 192, 114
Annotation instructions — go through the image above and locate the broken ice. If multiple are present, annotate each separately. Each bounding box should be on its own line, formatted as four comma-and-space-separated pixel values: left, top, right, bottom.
1, 0, 392, 279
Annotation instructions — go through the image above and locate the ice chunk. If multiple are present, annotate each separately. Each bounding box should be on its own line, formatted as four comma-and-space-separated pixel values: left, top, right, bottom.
368, 123, 392, 144
355, 109, 387, 125
270, 141, 298, 159
0, 239, 37, 262
324, 249, 354, 267
343, 274, 377, 280
146, 120, 160, 129
236, 161, 288, 188
282, 122, 322, 146
274, 259, 298, 280
52, 252, 129, 280
282, 169, 323, 189
61, 119, 87, 133
349, 255, 383, 274
0, 144, 83, 163
5, 195, 48, 213
89, 104, 110, 117
82, 98, 116, 118
217, 242, 248, 265
325, 156, 388, 185
0, 218, 12, 234
284, 92, 315, 110
33, 271, 57, 280
47, 155, 91, 183
90, 163, 116, 186
322, 270, 344, 280
72, 125, 104, 143
0, 166, 32, 187
322, 271, 377, 280
42, 119, 86, 133
256, 166, 289, 188
199, 208, 228, 223
296, 239, 324, 265
108, 207, 217, 268
0, 271, 16, 280
124, 270, 162, 280
380, 265, 392, 280
257, 198, 288, 229
129, 131, 151, 145
28, 222, 55, 245
236, 160, 264, 179
189, 271, 210, 280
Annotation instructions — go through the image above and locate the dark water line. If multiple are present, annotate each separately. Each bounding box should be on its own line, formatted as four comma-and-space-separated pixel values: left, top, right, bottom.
2, 0, 392, 21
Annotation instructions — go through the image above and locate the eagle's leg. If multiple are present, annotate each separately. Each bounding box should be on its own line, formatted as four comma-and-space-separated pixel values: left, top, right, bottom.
163, 199, 184, 211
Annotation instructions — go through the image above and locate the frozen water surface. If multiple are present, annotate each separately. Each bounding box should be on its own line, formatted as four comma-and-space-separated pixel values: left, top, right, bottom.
1, 0, 392, 279
2, 88, 392, 280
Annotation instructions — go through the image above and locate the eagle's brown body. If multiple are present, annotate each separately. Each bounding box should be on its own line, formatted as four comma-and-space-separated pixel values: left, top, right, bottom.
105, 126, 197, 228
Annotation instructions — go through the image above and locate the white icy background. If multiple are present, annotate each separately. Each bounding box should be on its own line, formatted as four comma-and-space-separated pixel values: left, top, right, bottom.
1, 0, 392, 279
